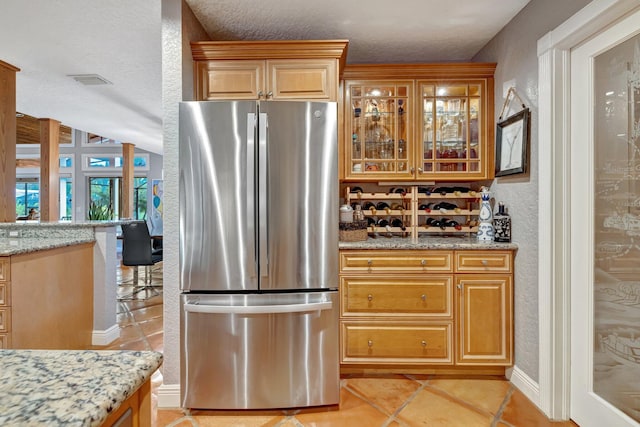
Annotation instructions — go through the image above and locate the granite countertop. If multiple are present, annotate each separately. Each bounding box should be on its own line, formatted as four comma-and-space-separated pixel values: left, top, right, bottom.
339, 235, 518, 250
0, 237, 96, 256
0, 350, 163, 427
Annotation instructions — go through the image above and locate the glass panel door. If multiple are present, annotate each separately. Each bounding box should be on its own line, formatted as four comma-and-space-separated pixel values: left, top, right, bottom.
592, 33, 640, 423
571, 9, 640, 425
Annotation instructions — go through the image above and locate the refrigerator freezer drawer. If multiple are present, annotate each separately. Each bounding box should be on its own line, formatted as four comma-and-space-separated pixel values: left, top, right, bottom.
180, 291, 340, 409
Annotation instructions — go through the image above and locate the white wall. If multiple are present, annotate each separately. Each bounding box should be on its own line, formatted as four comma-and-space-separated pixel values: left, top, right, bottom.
159, 0, 209, 404
472, 0, 591, 383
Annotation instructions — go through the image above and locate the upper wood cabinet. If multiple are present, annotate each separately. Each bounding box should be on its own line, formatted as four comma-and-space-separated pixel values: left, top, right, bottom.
191, 40, 349, 102
342, 63, 496, 182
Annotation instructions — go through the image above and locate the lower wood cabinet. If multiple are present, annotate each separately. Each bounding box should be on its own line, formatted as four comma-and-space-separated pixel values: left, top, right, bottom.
0, 243, 94, 350
339, 248, 514, 373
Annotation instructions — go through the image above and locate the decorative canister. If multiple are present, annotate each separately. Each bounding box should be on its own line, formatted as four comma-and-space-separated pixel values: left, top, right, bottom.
477, 187, 495, 241
339, 204, 354, 223
493, 202, 511, 242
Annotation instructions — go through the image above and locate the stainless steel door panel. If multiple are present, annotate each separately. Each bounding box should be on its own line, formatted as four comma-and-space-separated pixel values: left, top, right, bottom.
180, 292, 340, 409
259, 102, 339, 291
179, 101, 258, 292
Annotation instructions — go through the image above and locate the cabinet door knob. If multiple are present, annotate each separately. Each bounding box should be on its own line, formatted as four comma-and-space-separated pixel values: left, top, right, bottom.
481, 259, 489, 266
421, 294, 427, 301
368, 294, 373, 301
410, 167, 415, 173
421, 340, 427, 347
258, 90, 264, 98
421, 259, 427, 266
418, 168, 423, 173
368, 340, 373, 347
367, 259, 373, 266
266, 91, 273, 98
457, 284, 462, 290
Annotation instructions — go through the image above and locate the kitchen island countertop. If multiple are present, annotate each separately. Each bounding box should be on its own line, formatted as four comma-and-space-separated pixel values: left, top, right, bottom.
0, 236, 95, 255
339, 235, 518, 250
0, 350, 163, 427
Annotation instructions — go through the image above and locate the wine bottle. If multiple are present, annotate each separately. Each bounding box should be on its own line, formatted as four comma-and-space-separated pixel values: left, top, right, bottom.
390, 217, 406, 231
377, 218, 392, 233
419, 203, 433, 212
433, 202, 458, 211
376, 201, 392, 214
362, 201, 377, 213
442, 218, 462, 230
426, 217, 440, 228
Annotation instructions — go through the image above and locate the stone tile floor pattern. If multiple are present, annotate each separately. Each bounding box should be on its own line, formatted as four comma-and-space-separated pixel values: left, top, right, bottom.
106, 263, 578, 427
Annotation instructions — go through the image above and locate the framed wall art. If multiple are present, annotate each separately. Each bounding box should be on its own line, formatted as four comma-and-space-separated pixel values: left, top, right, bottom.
495, 107, 530, 177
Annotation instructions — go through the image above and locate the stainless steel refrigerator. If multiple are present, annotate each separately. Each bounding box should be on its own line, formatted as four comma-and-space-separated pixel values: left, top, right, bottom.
179, 100, 339, 410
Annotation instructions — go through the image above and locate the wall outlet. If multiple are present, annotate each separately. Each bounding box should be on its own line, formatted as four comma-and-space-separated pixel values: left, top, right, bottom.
9, 230, 20, 237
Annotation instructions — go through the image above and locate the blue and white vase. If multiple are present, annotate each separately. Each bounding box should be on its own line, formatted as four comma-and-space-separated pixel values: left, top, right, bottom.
477, 187, 494, 241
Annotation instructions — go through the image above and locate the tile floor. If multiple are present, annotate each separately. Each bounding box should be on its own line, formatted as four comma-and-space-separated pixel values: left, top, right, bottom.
107, 264, 578, 427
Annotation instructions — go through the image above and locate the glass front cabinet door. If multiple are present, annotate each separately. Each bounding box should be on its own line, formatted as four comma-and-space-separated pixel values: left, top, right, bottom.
419, 82, 485, 178
346, 81, 414, 179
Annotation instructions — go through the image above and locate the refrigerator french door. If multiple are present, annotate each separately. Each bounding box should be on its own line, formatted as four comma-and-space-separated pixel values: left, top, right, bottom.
179, 100, 339, 410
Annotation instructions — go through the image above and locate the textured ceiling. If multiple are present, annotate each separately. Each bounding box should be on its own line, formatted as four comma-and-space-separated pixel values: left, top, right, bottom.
185, 0, 531, 63
1, 0, 530, 155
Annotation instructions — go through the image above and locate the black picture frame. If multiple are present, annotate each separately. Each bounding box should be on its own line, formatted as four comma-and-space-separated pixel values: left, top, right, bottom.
495, 108, 530, 177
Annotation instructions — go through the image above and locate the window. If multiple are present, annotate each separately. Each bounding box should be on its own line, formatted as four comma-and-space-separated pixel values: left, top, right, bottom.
82, 153, 149, 171
88, 176, 148, 220
60, 177, 73, 221
16, 178, 39, 219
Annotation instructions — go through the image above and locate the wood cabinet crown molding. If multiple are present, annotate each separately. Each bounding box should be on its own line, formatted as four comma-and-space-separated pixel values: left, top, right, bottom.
343, 62, 497, 80
191, 40, 349, 75
0, 60, 20, 72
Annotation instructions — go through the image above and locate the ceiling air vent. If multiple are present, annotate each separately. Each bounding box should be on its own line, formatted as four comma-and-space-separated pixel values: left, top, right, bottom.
68, 74, 112, 86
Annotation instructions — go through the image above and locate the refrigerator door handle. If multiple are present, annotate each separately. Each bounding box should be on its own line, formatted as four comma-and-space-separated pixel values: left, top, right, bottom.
258, 112, 269, 278
247, 112, 257, 277
184, 301, 333, 315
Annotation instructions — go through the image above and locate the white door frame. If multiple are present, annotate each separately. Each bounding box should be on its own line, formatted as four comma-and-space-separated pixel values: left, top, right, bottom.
537, 0, 640, 420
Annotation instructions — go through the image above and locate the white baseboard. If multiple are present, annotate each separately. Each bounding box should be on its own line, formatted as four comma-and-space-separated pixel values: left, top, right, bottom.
157, 383, 181, 408
92, 324, 120, 346
509, 365, 541, 409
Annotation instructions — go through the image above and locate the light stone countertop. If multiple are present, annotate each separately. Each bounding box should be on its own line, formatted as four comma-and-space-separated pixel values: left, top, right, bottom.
0, 220, 133, 255
0, 350, 163, 427
0, 237, 96, 256
339, 235, 518, 250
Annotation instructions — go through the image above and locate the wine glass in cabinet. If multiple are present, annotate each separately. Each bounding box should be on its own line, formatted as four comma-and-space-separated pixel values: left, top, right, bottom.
346, 82, 414, 179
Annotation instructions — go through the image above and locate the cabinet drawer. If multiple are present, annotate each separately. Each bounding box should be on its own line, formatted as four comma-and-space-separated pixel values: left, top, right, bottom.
0, 307, 10, 333
0, 282, 8, 306
340, 276, 452, 318
340, 251, 453, 273
342, 322, 452, 363
455, 251, 512, 273
0, 257, 9, 282
0, 333, 9, 349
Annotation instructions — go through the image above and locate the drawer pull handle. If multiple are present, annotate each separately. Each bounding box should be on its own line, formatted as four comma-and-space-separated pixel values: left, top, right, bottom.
421, 259, 427, 266
368, 294, 373, 301
367, 259, 373, 266
368, 340, 373, 348
421, 340, 427, 347
481, 259, 489, 266
421, 294, 426, 301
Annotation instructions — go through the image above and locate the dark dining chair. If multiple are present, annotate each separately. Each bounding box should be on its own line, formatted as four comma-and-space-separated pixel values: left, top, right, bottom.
119, 220, 163, 300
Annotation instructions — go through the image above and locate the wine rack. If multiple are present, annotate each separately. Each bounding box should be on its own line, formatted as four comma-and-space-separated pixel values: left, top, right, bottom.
416, 188, 480, 235
346, 187, 414, 236
345, 185, 481, 240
